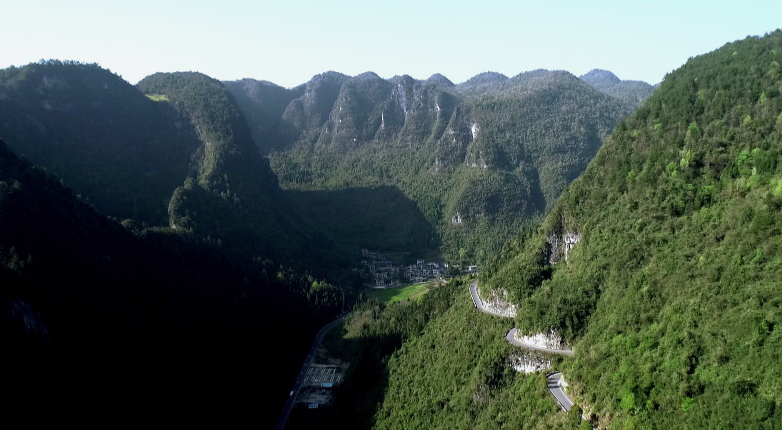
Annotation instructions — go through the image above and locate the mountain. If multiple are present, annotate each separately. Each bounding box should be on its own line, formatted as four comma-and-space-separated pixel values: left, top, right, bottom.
477, 31, 782, 427
455, 71, 509, 97
136, 71, 306, 258
579, 69, 655, 109
222, 78, 304, 154
0, 61, 199, 225
427, 73, 455, 88
0, 138, 341, 426
0, 62, 439, 284
0, 62, 309, 260
227, 69, 632, 263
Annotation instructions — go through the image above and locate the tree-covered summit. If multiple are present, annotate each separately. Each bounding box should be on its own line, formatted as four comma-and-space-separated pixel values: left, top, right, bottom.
579, 68, 655, 109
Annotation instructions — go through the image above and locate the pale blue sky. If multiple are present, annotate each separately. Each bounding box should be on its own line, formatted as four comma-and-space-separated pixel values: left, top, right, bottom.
2, 0, 780, 88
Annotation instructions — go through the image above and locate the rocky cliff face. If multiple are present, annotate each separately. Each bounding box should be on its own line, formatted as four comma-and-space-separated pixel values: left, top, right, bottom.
315, 73, 459, 150
510, 350, 551, 374
282, 71, 350, 137
515, 329, 570, 351
478, 286, 518, 318
545, 231, 580, 265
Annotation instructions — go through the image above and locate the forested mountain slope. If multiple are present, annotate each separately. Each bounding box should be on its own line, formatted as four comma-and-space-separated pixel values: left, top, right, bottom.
228, 69, 633, 262
0, 138, 341, 426
136, 71, 307, 258
289, 278, 575, 430
0, 62, 439, 283
580, 69, 655, 110
480, 31, 782, 428
0, 62, 310, 260
222, 78, 305, 154
0, 61, 199, 225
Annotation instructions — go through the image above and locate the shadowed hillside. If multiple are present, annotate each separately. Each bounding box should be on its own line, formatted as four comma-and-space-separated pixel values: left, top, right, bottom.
0, 138, 341, 427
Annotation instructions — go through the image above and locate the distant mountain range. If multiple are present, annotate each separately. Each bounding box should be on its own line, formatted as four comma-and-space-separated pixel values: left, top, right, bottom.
226, 68, 652, 261
579, 69, 656, 109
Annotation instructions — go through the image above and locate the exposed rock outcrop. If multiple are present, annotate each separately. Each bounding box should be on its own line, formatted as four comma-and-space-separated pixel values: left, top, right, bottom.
515, 328, 570, 351
478, 287, 517, 318
509, 351, 551, 373
545, 231, 580, 265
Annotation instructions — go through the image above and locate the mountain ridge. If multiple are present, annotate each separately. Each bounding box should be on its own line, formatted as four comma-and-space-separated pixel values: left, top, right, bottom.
579, 68, 655, 109
226, 67, 642, 262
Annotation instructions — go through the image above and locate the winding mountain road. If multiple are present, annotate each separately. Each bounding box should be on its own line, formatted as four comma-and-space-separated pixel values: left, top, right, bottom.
470, 280, 576, 412
471, 281, 573, 356
274, 315, 345, 430
547, 373, 574, 412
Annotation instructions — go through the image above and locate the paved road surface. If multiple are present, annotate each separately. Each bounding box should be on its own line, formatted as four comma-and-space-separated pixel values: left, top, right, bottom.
274, 315, 345, 430
506, 328, 574, 357
547, 373, 574, 411
469, 280, 514, 318
469, 281, 577, 412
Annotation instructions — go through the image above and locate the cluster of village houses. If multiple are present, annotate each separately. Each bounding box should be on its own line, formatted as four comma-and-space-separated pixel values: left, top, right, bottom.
360, 249, 449, 288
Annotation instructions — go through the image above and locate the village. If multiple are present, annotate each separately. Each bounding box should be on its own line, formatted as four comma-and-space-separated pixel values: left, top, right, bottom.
358, 248, 451, 288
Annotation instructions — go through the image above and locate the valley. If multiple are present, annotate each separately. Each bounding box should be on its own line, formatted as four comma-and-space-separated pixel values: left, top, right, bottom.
1, 21, 781, 430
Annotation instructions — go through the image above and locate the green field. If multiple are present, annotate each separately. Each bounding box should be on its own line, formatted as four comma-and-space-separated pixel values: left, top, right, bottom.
145, 94, 169, 102
366, 282, 434, 304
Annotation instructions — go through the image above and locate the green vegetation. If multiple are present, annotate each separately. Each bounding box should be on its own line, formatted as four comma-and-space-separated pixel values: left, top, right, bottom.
0, 60, 199, 226
580, 69, 655, 110
230, 69, 635, 264
289, 277, 573, 430
374, 279, 566, 430
288, 279, 461, 429
0, 63, 357, 277
284, 186, 438, 254
480, 31, 782, 428
365, 282, 432, 304
137, 71, 308, 260
3, 28, 780, 429
145, 93, 169, 101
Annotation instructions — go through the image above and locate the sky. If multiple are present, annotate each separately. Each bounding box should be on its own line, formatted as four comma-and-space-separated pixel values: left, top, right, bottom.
2, 0, 781, 88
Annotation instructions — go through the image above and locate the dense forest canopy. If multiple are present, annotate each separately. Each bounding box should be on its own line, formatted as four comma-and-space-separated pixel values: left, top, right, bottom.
0, 61, 199, 226
479, 30, 782, 428
579, 69, 655, 110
